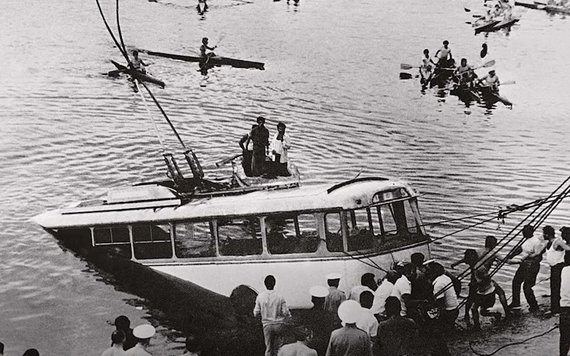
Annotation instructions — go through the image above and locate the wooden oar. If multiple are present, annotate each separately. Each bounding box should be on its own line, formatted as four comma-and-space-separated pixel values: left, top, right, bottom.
401, 63, 419, 70
474, 59, 496, 70
501, 80, 516, 85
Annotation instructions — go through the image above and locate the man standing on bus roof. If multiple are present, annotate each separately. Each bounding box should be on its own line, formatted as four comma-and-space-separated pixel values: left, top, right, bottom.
254, 275, 292, 356
250, 116, 270, 177
239, 124, 257, 177
324, 273, 346, 328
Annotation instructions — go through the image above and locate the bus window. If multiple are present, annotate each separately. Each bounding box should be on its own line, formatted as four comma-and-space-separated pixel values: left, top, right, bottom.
217, 217, 262, 256
346, 209, 374, 251
93, 227, 129, 244
378, 204, 397, 240
325, 213, 344, 252
132, 224, 173, 259
266, 214, 318, 255
174, 222, 215, 258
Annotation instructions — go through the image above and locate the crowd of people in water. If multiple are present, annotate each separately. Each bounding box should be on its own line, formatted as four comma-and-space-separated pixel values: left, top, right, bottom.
246, 224, 570, 356
238, 116, 291, 178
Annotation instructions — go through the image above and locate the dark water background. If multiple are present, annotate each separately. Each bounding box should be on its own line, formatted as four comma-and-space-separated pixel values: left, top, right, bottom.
1, 0, 570, 354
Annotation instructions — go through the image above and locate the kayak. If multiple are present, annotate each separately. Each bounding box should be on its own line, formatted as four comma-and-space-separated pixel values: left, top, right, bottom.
110, 60, 166, 88
143, 50, 265, 70
474, 19, 501, 33
493, 17, 520, 30
479, 86, 513, 107
450, 86, 481, 103
515, 1, 570, 14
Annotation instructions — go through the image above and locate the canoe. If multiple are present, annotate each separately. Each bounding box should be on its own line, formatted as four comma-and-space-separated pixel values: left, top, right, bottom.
450, 86, 481, 102
143, 50, 265, 70
515, 1, 570, 14
474, 19, 501, 33
514, 1, 539, 8
479, 86, 513, 107
493, 17, 520, 30
110, 60, 166, 88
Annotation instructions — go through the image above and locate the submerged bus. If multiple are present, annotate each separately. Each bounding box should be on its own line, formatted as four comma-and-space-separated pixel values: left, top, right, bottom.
34, 177, 430, 308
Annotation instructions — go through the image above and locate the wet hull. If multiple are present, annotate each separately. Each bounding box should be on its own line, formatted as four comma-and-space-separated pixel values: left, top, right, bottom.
144, 50, 265, 70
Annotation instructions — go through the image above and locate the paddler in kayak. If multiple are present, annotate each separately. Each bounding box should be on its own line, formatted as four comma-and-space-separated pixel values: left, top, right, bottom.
434, 40, 453, 69
131, 50, 148, 74
200, 37, 217, 59
454, 58, 477, 88
479, 70, 500, 92
420, 49, 436, 85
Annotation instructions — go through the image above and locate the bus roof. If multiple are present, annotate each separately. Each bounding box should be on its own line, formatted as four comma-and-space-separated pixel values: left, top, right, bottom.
34, 177, 420, 228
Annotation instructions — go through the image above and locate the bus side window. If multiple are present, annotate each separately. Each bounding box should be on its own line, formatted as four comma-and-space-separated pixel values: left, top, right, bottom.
346, 209, 374, 251
265, 214, 318, 255
132, 224, 173, 259
218, 217, 262, 256
325, 213, 344, 252
174, 222, 215, 258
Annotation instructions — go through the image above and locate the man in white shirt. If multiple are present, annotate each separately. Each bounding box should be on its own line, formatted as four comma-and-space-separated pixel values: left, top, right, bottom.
501, 225, 549, 312
429, 262, 458, 356
125, 324, 155, 356
254, 275, 292, 356
270, 122, 291, 177
547, 227, 570, 315
371, 271, 399, 319
392, 262, 412, 316
349, 273, 376, 302
559, 252, 570, 356
357, 291, 378, 346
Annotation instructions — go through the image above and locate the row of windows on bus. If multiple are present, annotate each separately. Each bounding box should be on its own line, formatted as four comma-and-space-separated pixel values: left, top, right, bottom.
93, 200, 422, 260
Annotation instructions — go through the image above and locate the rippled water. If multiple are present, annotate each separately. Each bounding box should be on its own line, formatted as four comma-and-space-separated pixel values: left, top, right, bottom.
1, 0, 570, 354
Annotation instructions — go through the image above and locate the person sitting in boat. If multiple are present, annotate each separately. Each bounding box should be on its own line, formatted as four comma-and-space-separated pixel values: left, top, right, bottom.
454, 58, 477, 88
200, 37, 217, 59
434, 40, 453, 69
270, 122, 291, 177
420, 49, 436, 84
131, 50, 148, 74
479, 70, 500, 92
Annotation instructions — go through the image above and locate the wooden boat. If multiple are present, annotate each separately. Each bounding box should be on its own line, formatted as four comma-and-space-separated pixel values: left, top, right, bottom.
450, 85, 481, 103
493, 17, 520, 30
479, 86, 513, 107
110, 60, 165, 88
515, 1, 570, 14
474, 19, 501, 33
142, 50, 265, 70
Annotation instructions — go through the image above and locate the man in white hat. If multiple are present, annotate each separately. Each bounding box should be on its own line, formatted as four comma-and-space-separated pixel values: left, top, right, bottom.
125, 324, 155, 356
324, 273, 346, 328
254, 275, 292, 356
325, 300, 372, 356
392, 261, 412, 316
304, 286, 334, 356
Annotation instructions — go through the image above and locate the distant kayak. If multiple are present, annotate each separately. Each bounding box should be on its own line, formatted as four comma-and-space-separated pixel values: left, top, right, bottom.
493, 17, 520, 30
142, 50, 265, 70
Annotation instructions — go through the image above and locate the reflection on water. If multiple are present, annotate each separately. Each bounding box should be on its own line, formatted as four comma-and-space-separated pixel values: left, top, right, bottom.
1, 0, 570, 354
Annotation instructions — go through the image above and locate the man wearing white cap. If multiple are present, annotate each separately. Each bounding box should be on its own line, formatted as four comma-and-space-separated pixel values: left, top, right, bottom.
324, 273, 346, 328
254, 275, 292, 356
304, 286, 334, 356
392, 261, 412, 316
125, 324, 155, 356
325, 300, 372, 356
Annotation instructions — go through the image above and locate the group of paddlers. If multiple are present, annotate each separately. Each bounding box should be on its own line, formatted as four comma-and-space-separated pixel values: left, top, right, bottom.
419, 41, 501, 93
238, 116, 291, 178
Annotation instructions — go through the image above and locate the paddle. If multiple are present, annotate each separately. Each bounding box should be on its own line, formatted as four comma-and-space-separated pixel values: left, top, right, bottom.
500, 80, 516, 85
474, 59, 496, 70
400, 63, 418, 70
